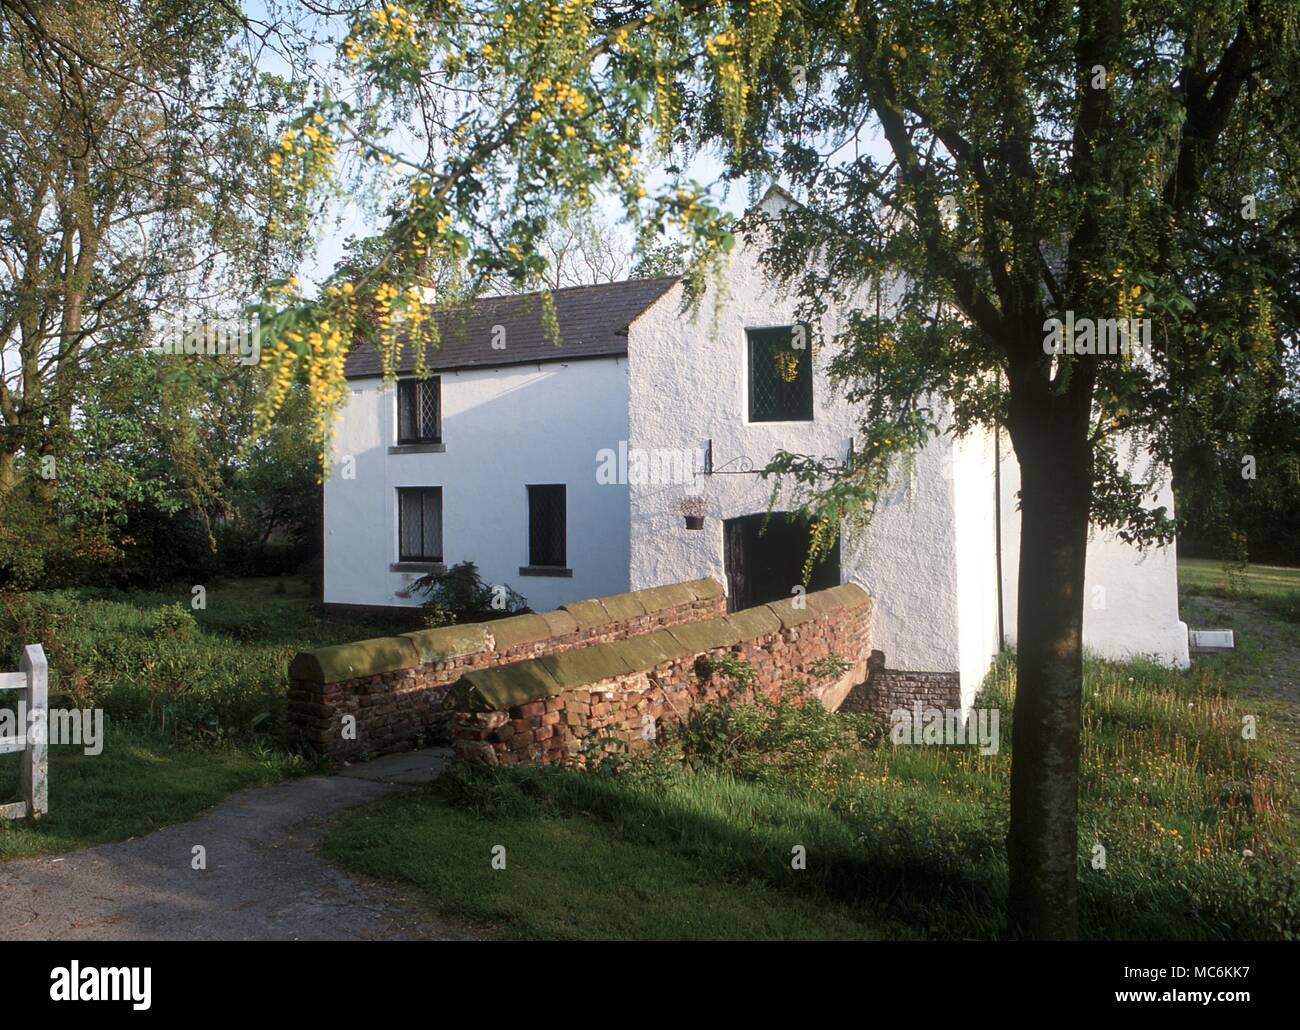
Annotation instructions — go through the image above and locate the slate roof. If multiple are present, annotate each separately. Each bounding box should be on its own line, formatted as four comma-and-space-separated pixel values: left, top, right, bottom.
343, 275, 681, 378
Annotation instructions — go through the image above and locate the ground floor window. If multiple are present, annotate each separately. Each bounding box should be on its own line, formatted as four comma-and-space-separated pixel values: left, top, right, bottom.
398, 486, 443, 562
527, 484, 566, 568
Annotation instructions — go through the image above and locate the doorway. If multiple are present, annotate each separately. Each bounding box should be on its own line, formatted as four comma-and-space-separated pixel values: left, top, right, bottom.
722, 512, 841, 612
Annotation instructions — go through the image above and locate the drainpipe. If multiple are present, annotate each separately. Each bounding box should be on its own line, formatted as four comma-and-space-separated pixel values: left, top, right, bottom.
994, 424, 1006, 651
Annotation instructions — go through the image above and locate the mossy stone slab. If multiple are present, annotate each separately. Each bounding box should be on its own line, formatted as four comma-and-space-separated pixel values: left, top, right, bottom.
765, 597, 817, 629
807, 583, 871, 612
452, 661, 563, 712
633, 583, 696, 613
608, 630, 684, 672
538, 644, 634, 688
487, 614, 552, 650
560, 598, 611, 630
289, 636, 420, 684
667, 618, 742, 655
595, 590, 648, 621
683, 577, 725, 601
539, 608, 579, 637
401, 624, 491, 664
725, 605, 783, 640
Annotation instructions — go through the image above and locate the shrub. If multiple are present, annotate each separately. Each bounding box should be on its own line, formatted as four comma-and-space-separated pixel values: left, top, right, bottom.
693, 652, 757, 689
673, 682, 876, 786
809, 655, 852, 679
402, 561, 528, 625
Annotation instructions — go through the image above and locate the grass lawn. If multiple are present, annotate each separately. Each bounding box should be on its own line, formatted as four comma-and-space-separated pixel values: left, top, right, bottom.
0, 575, 420, 740
1180, 558, 1300, 621
0, 575, 418, 860
326, 780, 908, 940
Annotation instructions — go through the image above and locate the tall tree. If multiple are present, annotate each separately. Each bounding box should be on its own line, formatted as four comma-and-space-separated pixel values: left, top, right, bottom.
0, 0, 298, 499
263, 0, 1299, 938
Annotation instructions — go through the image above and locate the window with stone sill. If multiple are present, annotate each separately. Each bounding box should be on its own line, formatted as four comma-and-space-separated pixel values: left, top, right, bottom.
397, 376, 441, 444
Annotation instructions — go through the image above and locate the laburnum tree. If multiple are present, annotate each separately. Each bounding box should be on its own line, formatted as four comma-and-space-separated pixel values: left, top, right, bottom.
265, 0, 1299, 938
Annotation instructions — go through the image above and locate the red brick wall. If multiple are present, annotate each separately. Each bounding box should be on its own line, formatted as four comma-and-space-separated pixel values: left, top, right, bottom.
288, 581, 726, 758
451, 589, 872, 767
839, 649, 962, 722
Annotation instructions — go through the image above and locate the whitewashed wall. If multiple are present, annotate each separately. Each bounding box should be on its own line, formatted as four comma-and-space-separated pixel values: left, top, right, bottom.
325, 358, 632, 613
626, 192, 965, 676
952, 427, 1004, 706
997, 430, 1190, 668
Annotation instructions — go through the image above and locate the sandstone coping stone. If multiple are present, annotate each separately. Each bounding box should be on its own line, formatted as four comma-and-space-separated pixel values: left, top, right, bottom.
807, 583, 871, 612
448, 662, 564, 712
608, 629, 691, 672
401, 624, 491, 664
764, 597, 818, 629
487, 613, 553, 650
538, 608, 579, 637
683, 577, 726, 601
289, 636, 420, 684
560, 598, 611, 630
291, 579, 725, 686
538, 643, 635, 688
668, 617, 742, 654
724, 605, 783, 639
595, 590, 648, 621
631, 582, 696, 613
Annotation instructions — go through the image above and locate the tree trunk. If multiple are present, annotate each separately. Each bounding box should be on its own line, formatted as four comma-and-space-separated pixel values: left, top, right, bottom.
0, 450, 14, 498
1006, 429, 1092, 939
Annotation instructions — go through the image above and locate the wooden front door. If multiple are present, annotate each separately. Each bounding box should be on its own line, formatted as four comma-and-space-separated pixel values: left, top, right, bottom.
722, 512, 840, 612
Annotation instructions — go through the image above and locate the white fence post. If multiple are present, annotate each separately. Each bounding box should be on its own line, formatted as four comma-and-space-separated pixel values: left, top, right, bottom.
19, 643, 48, 819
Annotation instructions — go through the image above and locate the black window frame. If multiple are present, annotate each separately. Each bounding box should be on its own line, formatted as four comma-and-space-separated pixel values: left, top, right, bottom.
526, 484, 567, 569
396, 376, 442, 444
746, 324, 814, 423
397, 486, 444, 562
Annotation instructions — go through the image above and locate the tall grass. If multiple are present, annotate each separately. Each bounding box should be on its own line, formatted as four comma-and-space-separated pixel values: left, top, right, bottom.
0, 577, 419, 742
331, 650, 1299, 940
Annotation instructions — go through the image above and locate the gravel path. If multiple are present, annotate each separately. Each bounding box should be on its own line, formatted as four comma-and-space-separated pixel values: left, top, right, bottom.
0, 750, 471, 941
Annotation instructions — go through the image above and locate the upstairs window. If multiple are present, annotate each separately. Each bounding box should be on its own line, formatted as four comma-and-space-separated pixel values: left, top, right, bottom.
397, 377, 441, 444
397, 487, 443, 562
527, 484, 566, 568
747, 324, 813, 422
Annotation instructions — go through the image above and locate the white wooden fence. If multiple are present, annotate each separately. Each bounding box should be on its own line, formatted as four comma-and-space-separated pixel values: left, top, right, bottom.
0, 644, 48, 820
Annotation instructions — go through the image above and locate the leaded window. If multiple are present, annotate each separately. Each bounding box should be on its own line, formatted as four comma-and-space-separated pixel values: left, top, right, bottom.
397, 487, 443, 562
397, 377, 441, 444
747, 325, 813, 422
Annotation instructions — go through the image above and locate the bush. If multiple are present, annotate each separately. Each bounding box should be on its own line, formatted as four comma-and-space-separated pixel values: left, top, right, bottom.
672, 682, 876, 787
402, 561, 528, 625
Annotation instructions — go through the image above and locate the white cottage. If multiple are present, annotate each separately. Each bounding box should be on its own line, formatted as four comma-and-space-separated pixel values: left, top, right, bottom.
325, 190, 1189, 708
